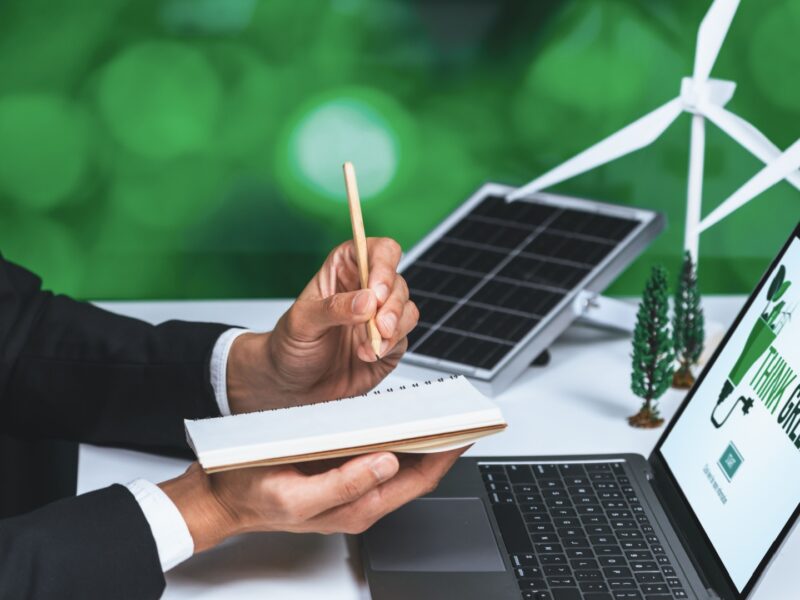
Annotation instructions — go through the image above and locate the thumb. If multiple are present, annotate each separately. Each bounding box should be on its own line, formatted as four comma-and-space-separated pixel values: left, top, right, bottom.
299, 452, 399, 516
291, 290, 377, 338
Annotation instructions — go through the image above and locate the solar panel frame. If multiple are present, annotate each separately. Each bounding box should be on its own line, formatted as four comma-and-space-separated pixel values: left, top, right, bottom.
398, 182, 665, 395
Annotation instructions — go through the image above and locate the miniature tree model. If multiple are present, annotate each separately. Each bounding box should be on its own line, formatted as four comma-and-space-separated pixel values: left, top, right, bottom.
672, 251, 705, 389
629, 266, 674, 428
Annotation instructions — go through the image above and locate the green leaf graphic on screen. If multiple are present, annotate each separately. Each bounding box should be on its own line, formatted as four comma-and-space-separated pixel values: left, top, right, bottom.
711, 264, 794, 428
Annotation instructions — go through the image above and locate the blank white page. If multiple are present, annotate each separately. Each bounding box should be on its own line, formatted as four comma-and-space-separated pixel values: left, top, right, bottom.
185, 376, 505, 470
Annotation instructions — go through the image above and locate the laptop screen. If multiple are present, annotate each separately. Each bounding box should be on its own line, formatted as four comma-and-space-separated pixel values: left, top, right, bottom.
659, 227, 800, 593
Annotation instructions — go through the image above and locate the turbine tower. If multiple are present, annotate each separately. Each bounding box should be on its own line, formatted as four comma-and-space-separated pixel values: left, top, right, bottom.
509, 0, 800, 261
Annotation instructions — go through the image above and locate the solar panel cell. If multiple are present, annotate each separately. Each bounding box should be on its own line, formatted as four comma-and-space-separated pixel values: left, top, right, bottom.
498, 256, 589, 290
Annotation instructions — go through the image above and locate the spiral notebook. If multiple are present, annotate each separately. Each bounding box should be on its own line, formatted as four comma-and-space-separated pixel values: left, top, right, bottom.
185, 375, 507, 473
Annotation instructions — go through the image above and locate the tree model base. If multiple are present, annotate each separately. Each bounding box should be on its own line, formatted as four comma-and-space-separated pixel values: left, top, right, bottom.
628, 408, 664, 429
672, 366, 695, 389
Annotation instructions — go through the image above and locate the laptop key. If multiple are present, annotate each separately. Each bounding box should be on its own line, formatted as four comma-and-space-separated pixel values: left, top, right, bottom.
574, 569, 603, 581
598, 556, 625, 567
612, 592, 642, 599
566, 548, 593, 559
607, 578, 637, 589
603, 566, 633, 579
508, 465, 534, 483
661, 566, 676, 577
548, 577, 576, 587
522, 592, 552, 600
585, 463, 612, 472
641, 584, 668, 594
532, 464, 560, 479
529, 523, 556, 533
485, 481, 511, 493
544, 565, 572, 576
532, 533, 558, 543
525, 513, 552, 524
630, 561, 659, 572
490, 492, 515, 504
625, 550, 652, 561
536, 543, 564, 554
579, 581, 609, 592
589, 535, 615, 545
665, 577, 681, 587
511, 553, 538, 566
571, 558, 599, 569
518, 578, 547, 591
550, 589, 581, 600
620, 540, 647, 550
540, 554, 568, 565
583, 594, 613, 600
672, 590, 688, 598
595, 545, 623, 556
635, 573, 664, 583
587, 525, 613, 535
517, 567, 543, 578
563, 536, 590, 548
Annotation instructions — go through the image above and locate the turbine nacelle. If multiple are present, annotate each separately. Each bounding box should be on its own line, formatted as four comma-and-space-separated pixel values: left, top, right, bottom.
680, 77, 736, 114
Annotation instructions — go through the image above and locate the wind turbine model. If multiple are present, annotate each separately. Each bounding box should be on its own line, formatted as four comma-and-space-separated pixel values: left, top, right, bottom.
509, 0, 800, 261
701, 137, 800, 234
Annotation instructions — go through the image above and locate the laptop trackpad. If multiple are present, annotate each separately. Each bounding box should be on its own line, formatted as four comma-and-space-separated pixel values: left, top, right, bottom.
364, 498, 505, 572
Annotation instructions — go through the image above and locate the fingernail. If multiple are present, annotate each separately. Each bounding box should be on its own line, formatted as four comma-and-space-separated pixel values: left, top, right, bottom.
380, 312, 397, 334
352, 290, 372, 315
373, 283, 390, 303
370, 455, 397, 482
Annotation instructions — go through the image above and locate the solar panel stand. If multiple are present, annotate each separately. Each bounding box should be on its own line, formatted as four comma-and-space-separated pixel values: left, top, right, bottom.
572, 291, 637, 332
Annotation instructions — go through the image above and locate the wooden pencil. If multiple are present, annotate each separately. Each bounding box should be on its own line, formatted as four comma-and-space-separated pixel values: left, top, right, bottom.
343, 161, 383, 358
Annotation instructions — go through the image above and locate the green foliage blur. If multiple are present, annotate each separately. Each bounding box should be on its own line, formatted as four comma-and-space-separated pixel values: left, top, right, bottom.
0, 0, 797, 300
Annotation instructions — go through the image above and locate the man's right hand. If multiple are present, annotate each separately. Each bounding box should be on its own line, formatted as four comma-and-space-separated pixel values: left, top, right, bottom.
159, 448, 465, 553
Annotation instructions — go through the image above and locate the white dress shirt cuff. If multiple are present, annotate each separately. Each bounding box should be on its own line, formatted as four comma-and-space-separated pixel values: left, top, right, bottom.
126, 479, 194, 572
210, 328, 250, 416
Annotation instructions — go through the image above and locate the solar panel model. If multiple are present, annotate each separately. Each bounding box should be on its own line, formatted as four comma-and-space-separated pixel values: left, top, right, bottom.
399, 183, 664, 395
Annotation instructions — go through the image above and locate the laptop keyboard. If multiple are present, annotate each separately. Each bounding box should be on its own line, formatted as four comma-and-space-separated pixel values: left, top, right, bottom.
480, 461, 689, 600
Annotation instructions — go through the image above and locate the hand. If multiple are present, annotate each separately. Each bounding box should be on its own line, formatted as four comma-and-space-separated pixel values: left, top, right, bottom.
159, 448, 466, 553
226, 237, 419, 413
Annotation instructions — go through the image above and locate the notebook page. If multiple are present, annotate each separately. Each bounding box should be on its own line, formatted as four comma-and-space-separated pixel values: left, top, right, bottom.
185, 376, 504, 469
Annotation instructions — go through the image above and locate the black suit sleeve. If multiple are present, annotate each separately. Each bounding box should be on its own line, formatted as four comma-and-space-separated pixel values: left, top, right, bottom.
0, 254, 232, 452
0, 484, 166, 599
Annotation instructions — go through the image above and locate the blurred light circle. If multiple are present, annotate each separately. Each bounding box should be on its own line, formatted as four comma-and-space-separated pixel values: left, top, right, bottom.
208, 44, 278, 159
278, 88, 411, 214
97, 41, 221, 160
0, 94, 90, 211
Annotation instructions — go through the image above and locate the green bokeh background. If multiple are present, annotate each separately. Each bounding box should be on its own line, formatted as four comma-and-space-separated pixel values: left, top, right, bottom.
0, 0, 797, 300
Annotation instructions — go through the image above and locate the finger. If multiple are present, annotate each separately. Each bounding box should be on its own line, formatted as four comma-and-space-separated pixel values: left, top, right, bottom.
288, 289, 377, 340
368, 299, 417, 360
364, 238, 402, 304
294, 452, 399, 517
375, 276, 409, 339
309, 447, 466, 532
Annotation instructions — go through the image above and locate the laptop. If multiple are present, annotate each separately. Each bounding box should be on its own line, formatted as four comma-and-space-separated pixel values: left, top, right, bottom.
362, 223, 800, 600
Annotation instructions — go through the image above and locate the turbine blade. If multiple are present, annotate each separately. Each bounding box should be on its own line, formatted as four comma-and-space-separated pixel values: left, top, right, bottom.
693, 0, 740, 83
510, 98, 683, 200
703, 104, 800, 191
700, 138, 800, 233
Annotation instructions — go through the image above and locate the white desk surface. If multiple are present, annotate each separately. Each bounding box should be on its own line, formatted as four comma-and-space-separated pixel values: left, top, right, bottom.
77, 297, 797, 599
